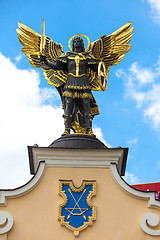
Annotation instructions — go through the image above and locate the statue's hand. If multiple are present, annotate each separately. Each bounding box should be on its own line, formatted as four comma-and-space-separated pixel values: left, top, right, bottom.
40, 55, 46, 63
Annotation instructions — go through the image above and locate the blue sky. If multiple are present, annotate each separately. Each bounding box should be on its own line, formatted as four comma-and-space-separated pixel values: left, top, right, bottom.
0, 0, 160, 188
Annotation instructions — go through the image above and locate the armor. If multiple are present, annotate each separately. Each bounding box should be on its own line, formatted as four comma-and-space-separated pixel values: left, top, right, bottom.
56, 52, 98, 135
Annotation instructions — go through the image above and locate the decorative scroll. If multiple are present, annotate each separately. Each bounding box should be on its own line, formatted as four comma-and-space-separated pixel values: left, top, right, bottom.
141, 212, 160, 236
0, 211, 14, 234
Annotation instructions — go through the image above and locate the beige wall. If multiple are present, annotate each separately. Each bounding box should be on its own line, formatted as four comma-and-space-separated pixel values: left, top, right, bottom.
0, 166, 160, 240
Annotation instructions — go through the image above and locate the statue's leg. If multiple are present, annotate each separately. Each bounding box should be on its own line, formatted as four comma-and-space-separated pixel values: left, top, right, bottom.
62, 97, 74, 136
82, 98, 94, 136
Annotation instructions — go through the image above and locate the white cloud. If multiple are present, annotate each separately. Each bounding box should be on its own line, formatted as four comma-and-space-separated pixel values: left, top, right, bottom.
116, 59, 160, 128
0, 53, 108, 189
40, 87, 59, 105
15, 54, 22, 63
127, 138, 138, 147
156, 161, 160, 168
0, 52, 64, 188
148, 0, 160, 24
129, 62, 154, 86
93, 126, 111, 148
123, 171, 139, 185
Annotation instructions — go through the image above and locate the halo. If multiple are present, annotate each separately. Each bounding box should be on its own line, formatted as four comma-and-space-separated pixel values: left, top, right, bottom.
68, 34, 90, 52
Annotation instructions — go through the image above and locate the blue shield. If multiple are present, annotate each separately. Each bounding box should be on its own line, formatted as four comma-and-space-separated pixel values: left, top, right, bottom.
58, 180, 96, 236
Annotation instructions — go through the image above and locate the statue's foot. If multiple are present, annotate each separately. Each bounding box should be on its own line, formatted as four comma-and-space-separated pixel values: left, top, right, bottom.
62, 128, 70, 137
86, 128, 95, 137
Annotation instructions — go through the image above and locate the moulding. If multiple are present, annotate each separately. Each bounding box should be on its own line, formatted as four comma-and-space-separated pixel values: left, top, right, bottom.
110, 163, 160, 209
141, 213, 160, 236
0, 211, 14, 234
0, 162, 45, 206
29, 147, 125, 175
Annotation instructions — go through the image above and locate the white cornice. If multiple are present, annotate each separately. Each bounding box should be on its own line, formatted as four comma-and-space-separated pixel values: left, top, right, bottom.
0, 162, 45, 206
31, 148, 124, 174
110, 163, 160, 209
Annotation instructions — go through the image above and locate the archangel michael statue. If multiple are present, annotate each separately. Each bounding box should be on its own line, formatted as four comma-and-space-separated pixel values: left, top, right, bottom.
17, 20, 133, 136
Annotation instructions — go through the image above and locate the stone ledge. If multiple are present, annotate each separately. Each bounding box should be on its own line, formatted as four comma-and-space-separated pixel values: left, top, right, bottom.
28, 147, 128, 176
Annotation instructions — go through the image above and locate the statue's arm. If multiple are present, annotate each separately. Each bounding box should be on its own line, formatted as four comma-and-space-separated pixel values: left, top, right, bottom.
40, 55, 66, 70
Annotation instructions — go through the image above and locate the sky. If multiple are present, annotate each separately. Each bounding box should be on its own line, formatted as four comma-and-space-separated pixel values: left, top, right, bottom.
0, 0, 160, 188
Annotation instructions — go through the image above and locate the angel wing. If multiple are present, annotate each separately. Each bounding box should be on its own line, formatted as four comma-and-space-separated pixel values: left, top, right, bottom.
89, 21, 133, 87
16, 22, 67, 87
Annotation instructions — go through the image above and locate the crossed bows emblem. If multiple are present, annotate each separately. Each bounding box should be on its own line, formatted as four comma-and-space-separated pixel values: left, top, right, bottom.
58, 180, 96, 236
65, 188, 88, 220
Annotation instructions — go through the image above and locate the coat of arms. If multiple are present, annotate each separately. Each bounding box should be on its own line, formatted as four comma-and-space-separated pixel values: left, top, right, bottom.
58, 180, 96, 236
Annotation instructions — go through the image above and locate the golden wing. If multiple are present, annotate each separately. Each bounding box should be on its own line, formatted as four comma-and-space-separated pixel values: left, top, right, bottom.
17, 22, 67, 87
89, 21, 133, 67
89, 22, 133, 91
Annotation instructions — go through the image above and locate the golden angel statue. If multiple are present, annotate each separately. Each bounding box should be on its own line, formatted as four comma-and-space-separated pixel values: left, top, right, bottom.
17, 20, 133, 136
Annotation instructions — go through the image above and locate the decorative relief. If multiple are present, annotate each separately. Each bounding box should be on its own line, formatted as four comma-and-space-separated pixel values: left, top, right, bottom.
58, 180, 96, 236
0, 211, 14, 234
141, 213, 160, 236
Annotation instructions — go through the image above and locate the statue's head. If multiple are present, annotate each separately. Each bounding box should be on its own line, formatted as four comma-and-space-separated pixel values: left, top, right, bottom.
72, 37, 85, 52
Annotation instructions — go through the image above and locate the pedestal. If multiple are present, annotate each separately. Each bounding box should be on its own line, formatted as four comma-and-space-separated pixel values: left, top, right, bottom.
0, 135, 160, 239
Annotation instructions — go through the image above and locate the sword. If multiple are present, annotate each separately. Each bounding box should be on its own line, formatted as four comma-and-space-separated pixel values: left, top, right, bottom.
40, 18, 45, 55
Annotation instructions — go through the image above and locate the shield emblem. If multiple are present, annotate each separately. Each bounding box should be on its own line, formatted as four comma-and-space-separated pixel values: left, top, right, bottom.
98, 61, 108, 91
58, 180, 96, 236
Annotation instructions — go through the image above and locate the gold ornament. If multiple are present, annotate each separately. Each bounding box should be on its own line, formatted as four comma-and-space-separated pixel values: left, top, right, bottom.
98, 61, 108, 91
68, 34, 90, 51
